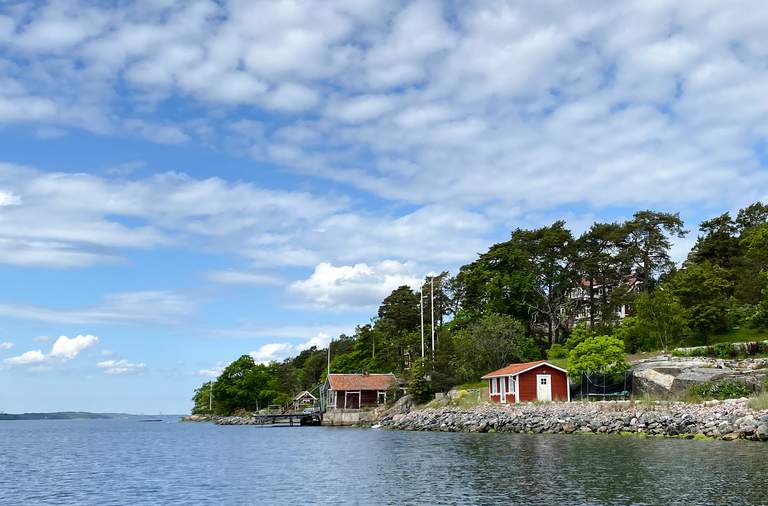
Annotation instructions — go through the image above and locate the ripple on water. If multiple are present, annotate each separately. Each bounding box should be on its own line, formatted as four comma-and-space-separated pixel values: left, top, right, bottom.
1, 420, 767, 505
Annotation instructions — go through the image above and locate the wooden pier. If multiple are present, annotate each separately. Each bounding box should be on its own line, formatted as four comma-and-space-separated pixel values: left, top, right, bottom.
249, 412, 322, 426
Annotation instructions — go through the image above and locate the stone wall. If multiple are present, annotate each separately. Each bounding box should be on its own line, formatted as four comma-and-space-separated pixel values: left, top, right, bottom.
322, 410, 374, 426
379, 399, 768, 441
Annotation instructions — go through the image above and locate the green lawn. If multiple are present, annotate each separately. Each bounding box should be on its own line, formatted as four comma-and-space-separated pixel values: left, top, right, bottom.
450, 380, 486, 391
546, 357, 568, 370
688, 327, 768, 347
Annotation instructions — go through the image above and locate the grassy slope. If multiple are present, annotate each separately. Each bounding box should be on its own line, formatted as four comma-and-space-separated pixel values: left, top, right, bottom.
705, 327, 768, 345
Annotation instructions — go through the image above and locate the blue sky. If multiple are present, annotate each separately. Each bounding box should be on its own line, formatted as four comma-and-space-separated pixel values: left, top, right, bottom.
1, 0, 768, 414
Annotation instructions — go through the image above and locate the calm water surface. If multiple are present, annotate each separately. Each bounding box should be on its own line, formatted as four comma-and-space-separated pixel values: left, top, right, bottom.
1, 418, 767, 505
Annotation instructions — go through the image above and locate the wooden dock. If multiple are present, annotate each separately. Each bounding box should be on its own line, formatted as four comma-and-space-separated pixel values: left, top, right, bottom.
249, 412, 322, 426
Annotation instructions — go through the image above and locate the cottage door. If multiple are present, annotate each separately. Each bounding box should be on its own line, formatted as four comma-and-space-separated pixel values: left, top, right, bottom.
536, 375, 552, 401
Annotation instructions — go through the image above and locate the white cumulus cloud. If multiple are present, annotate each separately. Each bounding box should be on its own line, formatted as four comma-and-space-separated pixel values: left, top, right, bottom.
3, 349, 46, 365
3, 334, 99, 366
289, 260, 420, 311
0, 341, 13, 350
49, 334, 99, 360
249, 343, 296, 365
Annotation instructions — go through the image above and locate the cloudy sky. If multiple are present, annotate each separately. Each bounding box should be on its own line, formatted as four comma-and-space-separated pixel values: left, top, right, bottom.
1, 0, 767, 413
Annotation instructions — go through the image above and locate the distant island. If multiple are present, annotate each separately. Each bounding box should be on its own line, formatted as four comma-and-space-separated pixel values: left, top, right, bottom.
0, 412, 158, 421
0, 411, 112, 421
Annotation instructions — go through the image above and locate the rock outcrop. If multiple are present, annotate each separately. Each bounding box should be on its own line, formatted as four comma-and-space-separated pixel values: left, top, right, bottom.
379, 399, 768, 441
632, 356, 768, 398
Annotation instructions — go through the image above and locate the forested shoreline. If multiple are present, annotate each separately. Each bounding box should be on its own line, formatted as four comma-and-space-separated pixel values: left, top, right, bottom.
193, 203, 768, 415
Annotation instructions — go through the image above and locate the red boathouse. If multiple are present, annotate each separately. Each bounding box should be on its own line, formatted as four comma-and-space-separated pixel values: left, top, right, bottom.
324, 372, 398, 410
481, 360, 570, 403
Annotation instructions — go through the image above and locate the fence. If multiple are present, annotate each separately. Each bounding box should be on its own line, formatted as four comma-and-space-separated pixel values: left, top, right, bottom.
571, 370, 633, 401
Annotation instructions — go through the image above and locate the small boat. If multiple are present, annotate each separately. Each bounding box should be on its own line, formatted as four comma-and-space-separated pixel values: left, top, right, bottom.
370, 423, 382, 429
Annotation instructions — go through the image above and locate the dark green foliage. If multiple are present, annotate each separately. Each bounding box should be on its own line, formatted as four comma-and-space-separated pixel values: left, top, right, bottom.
712, 343, 734, 359
620, 210, 688, 293
564, 324, 595, 351
409, 358, 432, 403
509, 221, 580, 344
688, 380, 752, 400
735, 202, 768, 232
576, 222, 625, 329
450, 313, 539, 383
191, 382, 214, 414
668, 261, 732, 344
202, 355, 291, 416
547, 343, 567, 359
613, 316, 644, 354
377, 285, 420, 334
420, 272, 454, 327
453, 240, 537, 322
632, 290, 688, 351
688, 212, 740, 270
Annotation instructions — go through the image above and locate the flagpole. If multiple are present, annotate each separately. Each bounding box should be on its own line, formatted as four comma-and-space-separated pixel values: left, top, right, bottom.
430, 276, 435, 359
420, 284, 425, 358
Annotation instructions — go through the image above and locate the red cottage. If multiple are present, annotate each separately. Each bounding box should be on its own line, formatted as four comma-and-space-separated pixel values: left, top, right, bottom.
481, 360, 570, 403
325, 372, 398, 410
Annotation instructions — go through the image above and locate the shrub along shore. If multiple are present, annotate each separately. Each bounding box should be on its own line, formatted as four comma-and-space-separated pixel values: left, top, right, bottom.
379, 399, 768, 441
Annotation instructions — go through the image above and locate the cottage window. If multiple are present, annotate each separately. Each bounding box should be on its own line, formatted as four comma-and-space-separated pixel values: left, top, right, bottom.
377, 391, 386, 404
491, 377, 499, 394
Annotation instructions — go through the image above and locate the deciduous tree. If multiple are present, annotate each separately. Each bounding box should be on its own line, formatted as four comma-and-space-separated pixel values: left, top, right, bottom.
567, 335, 629, 377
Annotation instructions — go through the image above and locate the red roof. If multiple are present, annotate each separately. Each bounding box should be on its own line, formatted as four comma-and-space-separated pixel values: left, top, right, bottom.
327, 373, 398, 391
481, 360, 566, 379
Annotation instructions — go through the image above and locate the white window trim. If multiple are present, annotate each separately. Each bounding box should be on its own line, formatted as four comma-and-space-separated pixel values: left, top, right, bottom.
490, 377, 499, 395
329, 390, 337, 409
514, 375, 520, 403
500, 375, 506, 403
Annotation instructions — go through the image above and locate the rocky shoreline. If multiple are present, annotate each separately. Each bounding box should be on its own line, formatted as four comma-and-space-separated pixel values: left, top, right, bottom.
380, 399, 768, 441
181, 414, 268, 425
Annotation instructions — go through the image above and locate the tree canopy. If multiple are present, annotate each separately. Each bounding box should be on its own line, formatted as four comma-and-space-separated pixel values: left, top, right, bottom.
190, 203, 768, 414
568, 335, 629, 377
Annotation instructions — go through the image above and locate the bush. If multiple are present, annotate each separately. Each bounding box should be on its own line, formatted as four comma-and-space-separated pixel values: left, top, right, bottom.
687, 380, 752, 400
409, 358, 432, 404
565, 324, 594, 351
547, 343, 567, 359
713, 343, 734, 359
568, 335, 629, 377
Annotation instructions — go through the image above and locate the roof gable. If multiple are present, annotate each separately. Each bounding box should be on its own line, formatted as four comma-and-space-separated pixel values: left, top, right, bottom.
293, 390, 317, 401
481, 360, 567, 379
